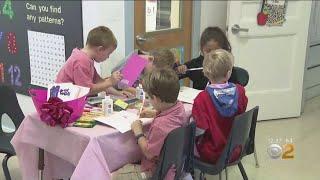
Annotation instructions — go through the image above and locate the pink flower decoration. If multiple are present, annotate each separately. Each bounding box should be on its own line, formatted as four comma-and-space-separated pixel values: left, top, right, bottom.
40, 97, 74, 128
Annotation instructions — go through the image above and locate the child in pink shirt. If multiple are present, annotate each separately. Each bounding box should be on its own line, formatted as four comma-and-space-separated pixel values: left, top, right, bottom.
112, 69, 189, 180
56, 26, 124, 96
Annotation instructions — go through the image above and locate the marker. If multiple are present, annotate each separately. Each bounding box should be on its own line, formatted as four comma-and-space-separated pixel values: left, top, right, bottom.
138, 98, 145, 118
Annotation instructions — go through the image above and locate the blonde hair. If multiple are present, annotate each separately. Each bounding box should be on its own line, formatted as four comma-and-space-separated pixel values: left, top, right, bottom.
142, 68, 179, 103
150, 49, 175, 69
86, 26, 117, 49
203, 49, 234, 82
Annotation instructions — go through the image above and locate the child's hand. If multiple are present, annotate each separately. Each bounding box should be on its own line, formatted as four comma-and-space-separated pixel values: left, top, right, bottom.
110, 71, 123, 85
140, 109, 157, 118
131, 120, 143, 136
121, 91, 134, 98
176, 65, 187, 74
123, 87, 136, 95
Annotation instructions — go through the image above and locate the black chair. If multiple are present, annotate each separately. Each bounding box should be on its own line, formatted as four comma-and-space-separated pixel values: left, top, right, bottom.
229, 67, 250, 87
152, 121, 196, 180
245, 106, 260, 168
0, 84, 25, 180
230, 67, 260, 167
194, 107, 259, 180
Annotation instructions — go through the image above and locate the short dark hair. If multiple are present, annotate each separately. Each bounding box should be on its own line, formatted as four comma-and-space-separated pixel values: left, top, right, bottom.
142, 68, 180, 103
200, 26, 231, 52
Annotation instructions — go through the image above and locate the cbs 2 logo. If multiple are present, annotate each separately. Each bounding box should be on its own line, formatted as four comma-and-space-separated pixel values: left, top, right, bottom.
268, 143, 294, 159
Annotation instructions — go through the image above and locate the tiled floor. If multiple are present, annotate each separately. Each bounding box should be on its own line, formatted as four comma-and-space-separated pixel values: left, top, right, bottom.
1, 96, 320, 180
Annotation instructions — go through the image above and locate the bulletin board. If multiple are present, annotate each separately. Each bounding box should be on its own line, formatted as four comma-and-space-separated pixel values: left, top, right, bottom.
0, 0, 83, 95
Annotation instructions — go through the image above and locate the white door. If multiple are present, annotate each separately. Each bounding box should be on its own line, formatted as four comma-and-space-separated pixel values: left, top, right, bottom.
227, 1, 312, 120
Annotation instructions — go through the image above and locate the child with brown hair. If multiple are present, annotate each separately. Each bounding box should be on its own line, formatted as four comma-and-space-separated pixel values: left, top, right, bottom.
192, 49, 248, 164
112, 68, 188, 180
56, 26, 123, 95
144, 48, 176, 73
122, 48, 176, 95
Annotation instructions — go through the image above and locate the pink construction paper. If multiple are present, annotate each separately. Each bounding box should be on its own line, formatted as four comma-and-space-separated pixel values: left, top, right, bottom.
120, 53, 148, 87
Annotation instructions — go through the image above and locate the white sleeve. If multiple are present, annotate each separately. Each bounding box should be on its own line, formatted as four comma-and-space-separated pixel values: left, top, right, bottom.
196, 127, 205, 136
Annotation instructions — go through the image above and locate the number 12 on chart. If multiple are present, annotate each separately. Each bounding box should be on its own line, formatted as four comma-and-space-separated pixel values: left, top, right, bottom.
8, 65, 21, 87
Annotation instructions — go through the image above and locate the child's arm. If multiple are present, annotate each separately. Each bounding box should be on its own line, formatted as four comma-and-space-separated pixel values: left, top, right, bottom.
89, 79, 113, 95
140, 109, 157, 118
123, 87, 136, 96
106, 87, 134, 98
192, 96, 212, 140
89, 71, 122, 95
176, 56, 202, 75
131, 120, 154, 160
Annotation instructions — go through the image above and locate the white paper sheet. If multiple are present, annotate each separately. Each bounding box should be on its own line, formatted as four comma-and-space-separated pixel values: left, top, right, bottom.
178, 86, 202, 104
94, 111, 153, 133
28, 30, 65, 87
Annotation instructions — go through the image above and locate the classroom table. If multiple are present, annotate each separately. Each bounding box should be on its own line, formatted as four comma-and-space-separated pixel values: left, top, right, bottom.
11, 104, 192, 180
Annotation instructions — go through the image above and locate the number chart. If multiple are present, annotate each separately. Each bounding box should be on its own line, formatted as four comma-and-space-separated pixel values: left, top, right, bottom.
0, 0, 83, 95
28, 30, 65, 87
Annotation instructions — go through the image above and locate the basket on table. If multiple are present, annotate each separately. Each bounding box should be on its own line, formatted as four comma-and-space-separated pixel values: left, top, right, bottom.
29, 89, 87, 128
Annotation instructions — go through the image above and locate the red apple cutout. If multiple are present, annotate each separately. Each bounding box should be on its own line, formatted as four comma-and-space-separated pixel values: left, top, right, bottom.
257, 12, 268, 26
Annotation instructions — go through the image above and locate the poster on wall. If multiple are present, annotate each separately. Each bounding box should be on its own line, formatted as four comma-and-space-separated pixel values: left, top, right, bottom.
0, 0, 83, 95
170, 46, 184, 85
145, 0, 157, 32
28, 30, 65, 87
264, 0, 287, 26
171, 46, 184, 65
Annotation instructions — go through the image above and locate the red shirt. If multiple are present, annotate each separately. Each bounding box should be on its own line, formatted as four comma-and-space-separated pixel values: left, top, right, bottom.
55, 48, 101, 88
192, 84, 248, 164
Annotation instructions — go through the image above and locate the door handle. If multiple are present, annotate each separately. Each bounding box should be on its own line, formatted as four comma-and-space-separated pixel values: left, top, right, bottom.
231, 24, 249, 34
136, 35, 147, 45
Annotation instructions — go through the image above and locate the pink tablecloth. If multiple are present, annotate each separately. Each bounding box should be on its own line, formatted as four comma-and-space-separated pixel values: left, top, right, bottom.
11, 104, 192, 180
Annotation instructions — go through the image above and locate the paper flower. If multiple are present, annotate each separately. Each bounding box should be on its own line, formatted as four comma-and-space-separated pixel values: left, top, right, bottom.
40, 97, 73, 128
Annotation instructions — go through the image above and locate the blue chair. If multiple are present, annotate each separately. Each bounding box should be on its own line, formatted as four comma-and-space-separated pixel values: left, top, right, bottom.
0, 84, 25, 180
194, 106, 259, 180
152, 121, 196, 180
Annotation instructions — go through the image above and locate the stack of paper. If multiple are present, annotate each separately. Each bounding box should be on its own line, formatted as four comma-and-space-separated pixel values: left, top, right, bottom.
94, 111, 153, 133
178, 86, 202, 104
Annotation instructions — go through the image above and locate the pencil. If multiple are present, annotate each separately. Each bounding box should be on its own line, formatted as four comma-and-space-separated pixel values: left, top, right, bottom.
138, 98, 145, 117
187, 67, 203, 71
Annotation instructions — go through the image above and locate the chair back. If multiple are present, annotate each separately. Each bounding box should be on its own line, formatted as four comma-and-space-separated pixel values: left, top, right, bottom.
245, 107, 259, 155
225, 107, 257, 165
0, 84, 25, 133
212, 107, 257, 168
152, 121, 196, 180
230, 67, 249, 87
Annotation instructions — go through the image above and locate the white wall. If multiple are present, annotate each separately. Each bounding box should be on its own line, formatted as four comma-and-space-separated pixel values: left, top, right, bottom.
200, 1, 227, 35
82, 0, 126, 77
191, 0, 227, 57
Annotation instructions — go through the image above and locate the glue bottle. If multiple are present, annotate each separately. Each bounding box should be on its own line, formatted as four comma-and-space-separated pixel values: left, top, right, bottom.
136, 84, 141, 99
102, 95, 113, 116
136, 84, 145, 100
